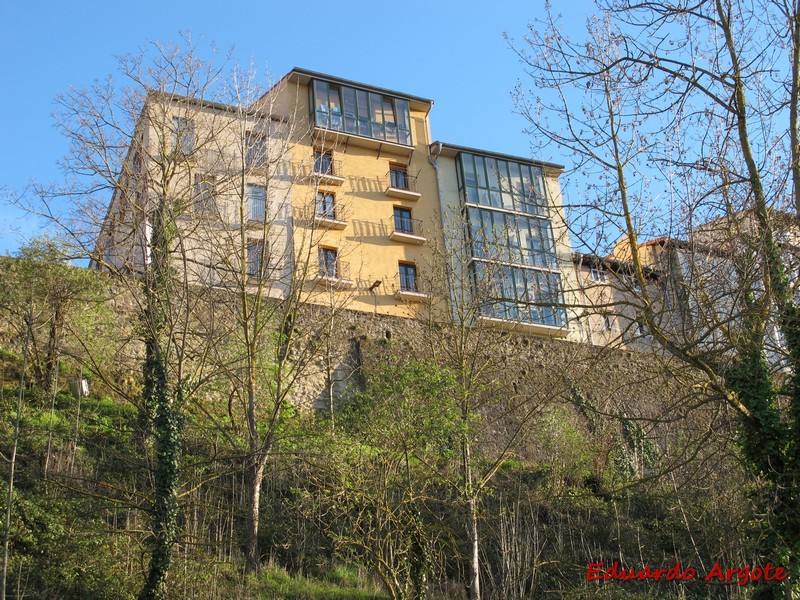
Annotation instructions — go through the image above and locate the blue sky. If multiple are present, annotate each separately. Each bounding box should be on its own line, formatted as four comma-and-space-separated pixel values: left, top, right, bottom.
0, 0, 594, 256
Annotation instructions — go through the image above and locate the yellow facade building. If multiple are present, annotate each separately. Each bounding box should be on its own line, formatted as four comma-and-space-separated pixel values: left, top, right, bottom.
98, 68, 581, 338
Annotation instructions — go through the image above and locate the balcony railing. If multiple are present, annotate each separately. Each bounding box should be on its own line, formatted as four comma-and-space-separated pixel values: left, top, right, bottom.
394, 274, 430, 303
312, 204, 348, 230
296, 158, 345, 185
389, 216, 425, 244
385, 171, 421, 200
316, 258, 353, 288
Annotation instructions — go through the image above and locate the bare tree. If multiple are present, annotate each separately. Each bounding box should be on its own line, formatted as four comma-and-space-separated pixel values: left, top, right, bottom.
512, 0, 800, 593
45, 37, 242, 599
180, 69, 359, 573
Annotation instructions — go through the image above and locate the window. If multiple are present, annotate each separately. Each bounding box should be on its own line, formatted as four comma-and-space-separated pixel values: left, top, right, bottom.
312, 79, 412, 145
399, 262, 418, 292
602, 315, 613, 332
636, 321, 648, 337
473, 262, 564, 327
172, 117, 195, 155
590, 267, 607, 283
193, 175, 216, 213
320, 248, 339, 278
457, 152, 546, 215
314, 149, 334, 175
466, 207, 556, 269
246, 132, 267, 167
390, 165, 409, 190
393, 207, 413, 234
246, 239, 266, 277
316, 192, 336, 219
247, 184, 267, 222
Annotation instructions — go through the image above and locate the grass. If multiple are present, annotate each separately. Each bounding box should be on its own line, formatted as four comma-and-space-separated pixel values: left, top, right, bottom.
252, 565, 390, 600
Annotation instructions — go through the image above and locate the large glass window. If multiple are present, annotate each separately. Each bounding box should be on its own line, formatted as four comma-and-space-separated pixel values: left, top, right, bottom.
466, 207, 556, 269
472, 262, 565, 327
459, 151, 565, 327
457, 153, 547, 215
311, 79, 412, 145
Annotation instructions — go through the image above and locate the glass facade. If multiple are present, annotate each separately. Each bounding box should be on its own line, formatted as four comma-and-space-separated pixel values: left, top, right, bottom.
458, 152, 565, 328
457, 152, 547, 215
312, 80, 412, 146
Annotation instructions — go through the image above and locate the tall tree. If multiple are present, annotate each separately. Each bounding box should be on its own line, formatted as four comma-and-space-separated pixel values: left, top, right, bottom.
513, 0, 800, 593
48, 37, 235, 599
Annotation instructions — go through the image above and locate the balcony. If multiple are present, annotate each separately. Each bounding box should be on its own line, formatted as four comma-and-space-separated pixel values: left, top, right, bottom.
394, 275, 430, 303
309, 157, 345, 186
314, 208, 348, 230
389, 216, 426, 245
385, 172, 421, 201
315, 259, 353, 289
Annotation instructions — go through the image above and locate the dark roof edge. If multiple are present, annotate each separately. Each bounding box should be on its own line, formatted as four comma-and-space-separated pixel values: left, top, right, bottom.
288, 67, 434, 109
572, 252, 661, 280
432, 141, 565, 171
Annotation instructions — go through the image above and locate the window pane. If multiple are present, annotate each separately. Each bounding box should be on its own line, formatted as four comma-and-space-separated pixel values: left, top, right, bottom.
342, 87, 357, 134
246, 132, 267, 167
316, 192, 335, 219
247, 240, 265, 277
357, 90, 370, 136
247, 184, 266, 222
473, 155, 488, 189
369, 93, 385, 139
390, 165, 408, 189
314, 150, 333, 174
313, 80, 329, 127
462, 154, 477, 188
394, 207, 412, 233
328, 86, 342, 130
395, 100, 411, 145
320, 248, 337, 277
399, 263, 417, 291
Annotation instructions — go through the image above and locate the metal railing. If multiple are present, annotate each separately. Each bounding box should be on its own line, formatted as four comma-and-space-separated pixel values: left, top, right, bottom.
392, 215, 423, 237
312, 157, 343, 178
387, 170, 417, 192
318, 256, 350, 281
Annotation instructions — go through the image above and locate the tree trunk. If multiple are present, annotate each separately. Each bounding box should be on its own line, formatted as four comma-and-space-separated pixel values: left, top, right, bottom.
467, 495, 480, 600
139, 347, 181, 600
43, 304, 63, 396
1, 311, 32, 600
462, 434, 480, 600
244, 456, 267, 573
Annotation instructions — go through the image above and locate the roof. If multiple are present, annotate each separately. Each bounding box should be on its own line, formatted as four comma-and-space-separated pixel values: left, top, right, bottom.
431, 141, 565, 171
279, 67, 434, 113
572, 252, 661, 280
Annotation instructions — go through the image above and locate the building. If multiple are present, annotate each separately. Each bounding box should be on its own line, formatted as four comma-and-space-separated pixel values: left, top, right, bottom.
97, 68, 581, 340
